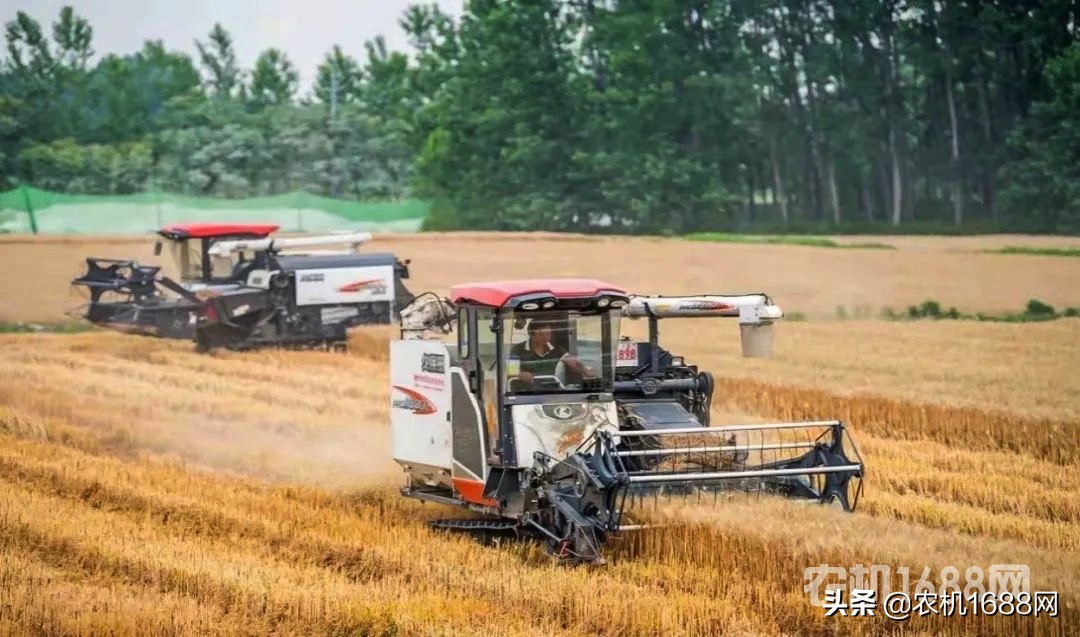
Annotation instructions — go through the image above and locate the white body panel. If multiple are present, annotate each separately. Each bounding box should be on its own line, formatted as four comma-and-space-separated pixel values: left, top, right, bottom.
294, 265, 394, 307
390, 340, 453, 485
623, 294, 780, 321
510, 401, 619, 467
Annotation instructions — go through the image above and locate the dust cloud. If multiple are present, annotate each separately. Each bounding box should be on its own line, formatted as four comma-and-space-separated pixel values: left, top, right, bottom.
151, 415, 403, 490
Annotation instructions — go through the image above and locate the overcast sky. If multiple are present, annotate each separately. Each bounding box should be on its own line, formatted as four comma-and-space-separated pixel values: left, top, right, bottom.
7, 1, 463, 93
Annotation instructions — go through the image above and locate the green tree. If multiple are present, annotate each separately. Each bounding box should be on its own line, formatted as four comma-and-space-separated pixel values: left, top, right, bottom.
195, 23, 241, 98
415, 0, 585, 230
359, 36, 412, 121
249, 48, 298, 108
999, 43, 1080, 233
5, 11, 54, 77
83, 41, 200, 142
51, 6, 92, 71
313, 45, 362, 106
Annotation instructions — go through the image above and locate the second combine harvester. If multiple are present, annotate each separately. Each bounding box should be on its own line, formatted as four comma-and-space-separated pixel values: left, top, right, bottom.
72, 223, 415, 351
391, 279, 864, 563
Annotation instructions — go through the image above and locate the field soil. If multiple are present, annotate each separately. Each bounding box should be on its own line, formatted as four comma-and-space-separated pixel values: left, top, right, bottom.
0, 232, 1076, 635
2, 232, 1078, 322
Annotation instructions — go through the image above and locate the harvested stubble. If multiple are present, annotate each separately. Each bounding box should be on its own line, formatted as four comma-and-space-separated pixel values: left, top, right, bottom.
0, 331, 1076, 635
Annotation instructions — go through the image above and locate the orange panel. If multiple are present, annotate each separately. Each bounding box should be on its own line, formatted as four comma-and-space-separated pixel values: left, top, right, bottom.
452, 477, 498, 507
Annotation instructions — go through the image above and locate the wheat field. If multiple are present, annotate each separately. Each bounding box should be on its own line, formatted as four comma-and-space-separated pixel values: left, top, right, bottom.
0, 234, 1077, 635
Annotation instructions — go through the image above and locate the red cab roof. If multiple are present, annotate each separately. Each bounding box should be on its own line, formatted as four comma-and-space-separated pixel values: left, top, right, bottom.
451, 279, 626, 307
157, 223, 280, 240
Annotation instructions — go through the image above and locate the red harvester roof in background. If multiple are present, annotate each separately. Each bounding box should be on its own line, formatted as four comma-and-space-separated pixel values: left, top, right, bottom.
157, 223, 280, 239
451, 279, 626, 307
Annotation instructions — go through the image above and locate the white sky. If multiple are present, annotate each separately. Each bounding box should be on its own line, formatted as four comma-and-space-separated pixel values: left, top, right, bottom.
4, 0, 463, 93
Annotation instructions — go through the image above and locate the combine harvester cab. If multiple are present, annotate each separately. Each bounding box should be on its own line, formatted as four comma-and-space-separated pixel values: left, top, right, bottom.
70, 223, 280, 338
194, 232, 414, 351
391, 280, 864, 564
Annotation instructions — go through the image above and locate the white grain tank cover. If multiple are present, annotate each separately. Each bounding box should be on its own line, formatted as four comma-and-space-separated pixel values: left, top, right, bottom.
390, 339, 453, 476
277, 253, 397, 307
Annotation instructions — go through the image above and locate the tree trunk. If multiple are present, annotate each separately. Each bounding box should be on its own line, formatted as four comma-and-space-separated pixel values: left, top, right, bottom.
889, 127, 902, 227
860, 165, 874, 222
976, 73, 996, 222
826, 154, 841, 225
878, 152, 891, 224
746, 160, 758, 223
769, 136, 789, 226
946, 74, 963, 227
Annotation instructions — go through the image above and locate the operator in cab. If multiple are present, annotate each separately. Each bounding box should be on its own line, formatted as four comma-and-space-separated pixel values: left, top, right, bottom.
510, 318, 595, 386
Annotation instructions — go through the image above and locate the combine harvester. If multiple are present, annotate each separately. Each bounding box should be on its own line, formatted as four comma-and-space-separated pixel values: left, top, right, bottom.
72, 223, 414, 350
391, 280, 864, 563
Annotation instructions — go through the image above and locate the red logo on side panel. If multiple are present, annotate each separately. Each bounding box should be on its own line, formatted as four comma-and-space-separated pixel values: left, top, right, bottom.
337, 278, 384, 293
677, 300, 732, 311
391, 385, 438, 415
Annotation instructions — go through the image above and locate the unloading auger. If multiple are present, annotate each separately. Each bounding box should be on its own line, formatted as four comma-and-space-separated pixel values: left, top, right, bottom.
390, 280, 864, 563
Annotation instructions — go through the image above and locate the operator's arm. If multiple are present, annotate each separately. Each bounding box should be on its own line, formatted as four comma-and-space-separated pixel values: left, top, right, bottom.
560, 353, 597, 378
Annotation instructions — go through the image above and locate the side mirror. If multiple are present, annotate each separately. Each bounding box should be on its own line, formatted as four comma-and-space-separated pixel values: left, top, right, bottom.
153, 241, 162, 256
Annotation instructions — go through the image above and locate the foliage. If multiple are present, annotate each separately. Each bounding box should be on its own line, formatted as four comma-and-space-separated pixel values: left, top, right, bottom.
249, 48, 298, 108
686, 233, 894, 249
987, 245, 1080, 257
408, 0, 1080, 233
195, 23, 241, 99
0, 10, 412, 200
998, 43, 1080, 234
17, 138, 152, 193
881, 298, 1078, 322
1, 3, 1079, 231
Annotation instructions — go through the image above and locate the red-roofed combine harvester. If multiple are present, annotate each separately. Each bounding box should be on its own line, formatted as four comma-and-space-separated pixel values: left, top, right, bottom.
392, 280, 864, 563
71, 224, 414, 349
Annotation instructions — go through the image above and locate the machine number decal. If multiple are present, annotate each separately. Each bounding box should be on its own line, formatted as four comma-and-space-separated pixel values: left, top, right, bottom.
616, 341, 638, 367
391, 386, 438, 415
421, 352, 446, 374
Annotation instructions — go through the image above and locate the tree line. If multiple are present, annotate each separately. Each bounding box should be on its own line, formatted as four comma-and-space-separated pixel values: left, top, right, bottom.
0, 10, 415, 202
2, 2, 1078, 234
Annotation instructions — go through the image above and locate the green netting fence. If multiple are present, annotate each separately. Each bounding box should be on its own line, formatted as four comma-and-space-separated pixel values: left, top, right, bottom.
0, 186, 429, 234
